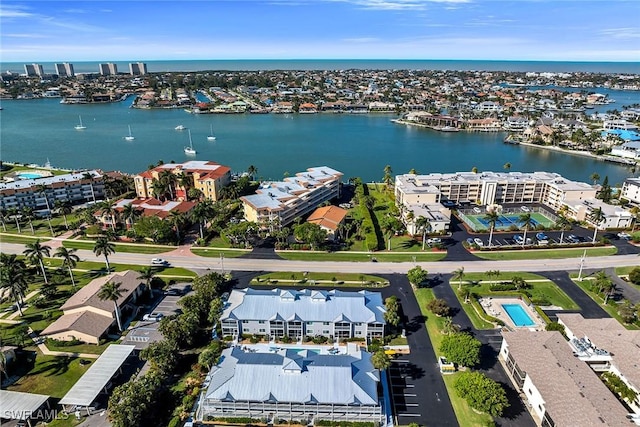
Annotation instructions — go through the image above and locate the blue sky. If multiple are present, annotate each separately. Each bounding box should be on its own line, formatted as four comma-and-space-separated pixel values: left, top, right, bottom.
1, 0, 639, 62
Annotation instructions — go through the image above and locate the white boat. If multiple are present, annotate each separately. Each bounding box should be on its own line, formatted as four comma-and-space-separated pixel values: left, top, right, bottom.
184, 129, 196, 155
124, 125, 135, 141
440, 126, 459, 132
175, 125, 186, 130
74, 115, 86, 130
207, 124, 216, 141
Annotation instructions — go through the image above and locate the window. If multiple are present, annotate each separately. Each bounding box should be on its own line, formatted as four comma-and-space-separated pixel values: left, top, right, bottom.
323, 322, 330, 325
259, 329, 265, 333
258, 321, 265, 324
323, 330, 329, 334
242, 320, 249, 324
307, 322, 313, 325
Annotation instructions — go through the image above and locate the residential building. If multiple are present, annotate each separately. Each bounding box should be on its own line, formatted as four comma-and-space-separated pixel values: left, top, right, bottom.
198, 346, 384, 424
306, 205, 348, 240
99, 63, 118, 76
41, 271, 145, 344
220, 288, 386, 340
611, 140, 640, 160
621, 177, 640, 205
95, 197, 196, 229
557, 313, 640, 414
500, 330, 632, 427
563, 198, 633, 229
0, 170, 105, 213
134, 160, 231, 202
404, 203, 451, 235
55, 63, 75, 77
129, 62, 148, 76
24, 63, 44, 77
395, 171, 595, 210
603, 119, 639, 131
240, 166, 342, 227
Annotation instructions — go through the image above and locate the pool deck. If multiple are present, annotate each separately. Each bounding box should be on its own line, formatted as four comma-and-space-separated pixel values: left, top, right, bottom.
479, 297, 546, 330
239, 342, 353, 355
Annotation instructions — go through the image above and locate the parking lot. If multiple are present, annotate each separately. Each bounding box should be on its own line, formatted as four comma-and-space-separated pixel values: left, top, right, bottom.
388, 358, 424, 423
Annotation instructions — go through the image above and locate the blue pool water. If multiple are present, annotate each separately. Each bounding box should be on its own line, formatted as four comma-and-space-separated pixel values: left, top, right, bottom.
17, 172, 45, 179
502, 304, 536, 327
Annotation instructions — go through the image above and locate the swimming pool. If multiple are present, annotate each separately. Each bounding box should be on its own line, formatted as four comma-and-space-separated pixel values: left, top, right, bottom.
501, 303, 536, 327
17, 171, 46, 179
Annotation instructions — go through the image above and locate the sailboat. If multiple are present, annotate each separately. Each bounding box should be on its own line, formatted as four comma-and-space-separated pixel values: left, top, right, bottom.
74, 115, 86, 130
124, 125, 135, 141
207, 124, 216, 141
184, 129, 196, 155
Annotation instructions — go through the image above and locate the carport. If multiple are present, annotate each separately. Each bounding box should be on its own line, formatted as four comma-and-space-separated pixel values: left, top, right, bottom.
59, 344, 135, 415
0, 390, 50, 426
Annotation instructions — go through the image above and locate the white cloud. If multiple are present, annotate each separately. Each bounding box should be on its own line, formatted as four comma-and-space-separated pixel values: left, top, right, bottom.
599, 27, 640, 39
330, 0, 470, 11
0, 5, 35, 18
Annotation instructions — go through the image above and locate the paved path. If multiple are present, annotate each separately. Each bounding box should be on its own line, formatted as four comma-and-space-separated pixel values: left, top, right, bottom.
537, 271, 610, 319
26, 327, 100, 359
605, 267, 640, 304
431, 274, 537, 427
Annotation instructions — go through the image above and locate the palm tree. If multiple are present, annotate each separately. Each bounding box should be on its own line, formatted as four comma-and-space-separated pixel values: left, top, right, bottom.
415, 216, 431, 251
6, 207, 20, 233
23, 239, 52, 284
93, 237, 116, 272
82, 172, 97, 204
556, 216, 572, 244
0, 208, 7, 232
518, 213, 535, 247
176, 172, 193, 200
484, 211, 499, 248
503, 162, 511, 172
453, 267, 465, 291
137, 266, 156, 298
589, 172, 600, 185
0, 254, 29, 316
121, 203, 140, 230
247, 165, 258, 181
54, 247, 80, 288
382, 165, 393, 190
159, 170, 178, 200
100, 202, 118, 231
97, 281, 124, 331
150, 178, 167, 201
588, 207, 605, 243
21, 207, 35, 235
168, 210, 187, 242
36, 184, 54, 236
54, 200, 73, 230
191, 200, 214, 239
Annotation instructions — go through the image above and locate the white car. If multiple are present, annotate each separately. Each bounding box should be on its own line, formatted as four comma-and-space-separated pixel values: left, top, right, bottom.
143, 313, 164, 322
473, 207, 482, 214
520, 206, 530, 212
427, 237, 442, 245
617, 232, 631, 240
473, 238, 484, 247
151, 258, 168, 266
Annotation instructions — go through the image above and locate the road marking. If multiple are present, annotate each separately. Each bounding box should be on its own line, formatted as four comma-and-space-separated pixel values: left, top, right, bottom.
405, 403, 419, 407
398, 413, 421, 417
405, 384, 415, 388
403, 393, 417, 397
392, 359, 409, 364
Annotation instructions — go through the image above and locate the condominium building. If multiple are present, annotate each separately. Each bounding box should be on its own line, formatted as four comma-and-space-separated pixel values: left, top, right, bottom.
55, 63, 75, 77
240, 166, 342, 227
621, 177, 640, 205
134, 160, 231, 202
129, 62, 147, 76
99, 63, 118, 76
0, 170, 104, 212
198, 346, 384, 424
557, 313, 640, 414
500, 330, 633, 427
220, 288, 386, 340
563, 198, 633, 229
24, 63, 44, 77
95, 198, 197, 229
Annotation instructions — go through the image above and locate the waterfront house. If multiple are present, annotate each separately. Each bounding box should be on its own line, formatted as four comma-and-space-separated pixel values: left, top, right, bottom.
94, 197, 196, 229
240, 166, 342, 227
611, 140, 640, 160
134, 160, 231, 202
41, 270, 145, 344
197, 346, 384, 424
621, 177, 640, 206
466, 118, 502, 132
306, 205, 348, 240
220, 288, 386, 340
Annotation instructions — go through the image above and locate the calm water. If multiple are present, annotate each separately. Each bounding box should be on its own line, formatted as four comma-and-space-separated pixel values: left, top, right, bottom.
1, 97, 637, 185
3, 59, 640, 74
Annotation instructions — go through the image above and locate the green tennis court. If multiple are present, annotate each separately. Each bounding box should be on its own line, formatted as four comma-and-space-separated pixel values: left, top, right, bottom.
462, 212, 556, 232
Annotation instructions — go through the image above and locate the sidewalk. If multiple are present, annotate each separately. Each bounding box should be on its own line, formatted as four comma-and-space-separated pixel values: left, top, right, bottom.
0, 290, 40, 320
27, 327, 100, 359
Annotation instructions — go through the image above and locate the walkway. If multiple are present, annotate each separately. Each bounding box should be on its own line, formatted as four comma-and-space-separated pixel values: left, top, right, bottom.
27, 327, 100, 359
0, 290, 40, 321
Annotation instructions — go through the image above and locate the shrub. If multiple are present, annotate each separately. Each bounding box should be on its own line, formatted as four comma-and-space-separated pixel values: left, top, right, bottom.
453, 371, 509, 417
46, 337, 83, 347
426, 298, 451, 316
312, 335, 329, 344
629, 267, 640, 285
489, 283, 517, 291
440, 332, 481, 367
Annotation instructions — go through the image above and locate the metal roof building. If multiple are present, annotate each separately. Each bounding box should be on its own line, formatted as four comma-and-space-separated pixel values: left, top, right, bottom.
0, 390, 50, 425
197, 346, 384, 424
59, 344, 135, 413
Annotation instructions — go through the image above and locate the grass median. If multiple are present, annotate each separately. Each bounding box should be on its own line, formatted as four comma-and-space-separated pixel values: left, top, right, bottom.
473, 246, 617, 260
251, 272, 388, 288
276, 250, 446, 262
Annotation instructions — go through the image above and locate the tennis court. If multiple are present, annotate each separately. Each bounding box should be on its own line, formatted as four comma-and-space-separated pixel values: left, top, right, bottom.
462, 211, 556, 232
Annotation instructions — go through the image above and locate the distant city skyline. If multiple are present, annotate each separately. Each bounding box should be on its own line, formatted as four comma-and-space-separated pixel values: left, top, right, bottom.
1, 0, 639, 62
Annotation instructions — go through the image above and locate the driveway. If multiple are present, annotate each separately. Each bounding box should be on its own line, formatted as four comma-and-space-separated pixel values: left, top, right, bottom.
537, 271, 610, 318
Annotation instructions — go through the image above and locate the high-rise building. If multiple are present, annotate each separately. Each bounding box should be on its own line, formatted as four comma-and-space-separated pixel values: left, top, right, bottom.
55, 63, 75, 77
24, 63, 44, 77
129, 62, 148, 76
98, 63, 118, 76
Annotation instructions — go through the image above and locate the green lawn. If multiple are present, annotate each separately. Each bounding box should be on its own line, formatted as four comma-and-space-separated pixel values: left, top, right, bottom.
572, 279, 640, 330
251, 272, 388, 287
448, 283, 496, 330
45, 340, 114, 355
63, 240, 175, 254
414, 288, 494, 426
191, 247, 251, 258
0, 233, 53, 244
276, 250, 446, 262
42, 258, 197, 278
462, 278, 578, 310
8, 352, 88, 398
473, 246, 617, 260
615, 266, 639, 276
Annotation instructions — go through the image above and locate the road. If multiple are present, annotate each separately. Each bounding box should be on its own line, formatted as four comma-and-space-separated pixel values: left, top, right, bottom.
1, 242, 637, 275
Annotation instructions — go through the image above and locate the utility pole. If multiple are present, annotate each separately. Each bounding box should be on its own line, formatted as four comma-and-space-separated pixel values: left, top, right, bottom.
577, 249, 587, 281
220, 253, 225, 275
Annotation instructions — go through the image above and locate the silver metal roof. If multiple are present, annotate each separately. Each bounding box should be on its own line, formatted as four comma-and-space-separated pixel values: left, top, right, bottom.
59, 344, 135, 407
205, 347, 379, 405
222, 288, 386, 324
0, 390, 50, 420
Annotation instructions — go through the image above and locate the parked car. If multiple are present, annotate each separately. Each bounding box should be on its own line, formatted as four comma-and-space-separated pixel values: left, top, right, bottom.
143, 312, 164, 322
427, 237, 442, 245
466, 237, 476, 246
536, 232, 549, 244
151, 258, 169, 266
473, 238, 484, 247
566, 234, 580, 243
441, 200, 456, 208
513, 234, 524, 244
617, 232, 632, 240
473, 207, 482, 214
165, 288, 183, 296
520, 206, 530, 212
